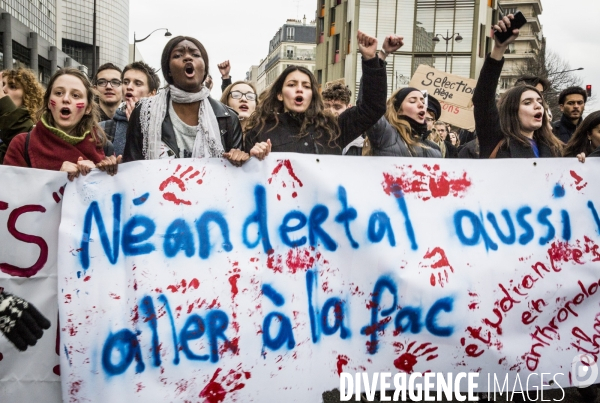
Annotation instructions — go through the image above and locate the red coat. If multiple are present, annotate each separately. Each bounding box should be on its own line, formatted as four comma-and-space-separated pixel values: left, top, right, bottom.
3, 120, 105, 170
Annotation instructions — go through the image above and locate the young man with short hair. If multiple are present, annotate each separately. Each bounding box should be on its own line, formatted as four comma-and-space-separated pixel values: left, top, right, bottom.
553, 86, 587, 143
322, 81, 364, 155
99, 61, 159, 156
94, 63, 123, 121
323, 81, 352, 117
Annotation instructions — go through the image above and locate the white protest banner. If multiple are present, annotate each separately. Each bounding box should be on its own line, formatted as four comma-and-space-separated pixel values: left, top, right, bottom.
409, 65, 477, 130
57, 156, 600, 402
0, 166, 64, 403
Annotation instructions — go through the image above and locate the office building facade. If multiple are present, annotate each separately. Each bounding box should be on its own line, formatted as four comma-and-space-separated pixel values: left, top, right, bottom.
59, 0, 129, 75
316, 0, 506, 100
0, 0, 128, 84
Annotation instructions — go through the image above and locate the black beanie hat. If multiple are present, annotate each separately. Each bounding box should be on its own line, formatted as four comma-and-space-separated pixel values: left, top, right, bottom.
393, 87, 421, 111
427, 95, 442, 121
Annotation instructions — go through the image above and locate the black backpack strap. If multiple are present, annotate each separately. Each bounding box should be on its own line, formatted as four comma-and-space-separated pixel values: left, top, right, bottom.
24, 131, 32, 168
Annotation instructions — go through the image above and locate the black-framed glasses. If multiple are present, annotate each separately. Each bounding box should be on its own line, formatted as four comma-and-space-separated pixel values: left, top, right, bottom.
96, 79, 122, 87
230, 90, 256, 101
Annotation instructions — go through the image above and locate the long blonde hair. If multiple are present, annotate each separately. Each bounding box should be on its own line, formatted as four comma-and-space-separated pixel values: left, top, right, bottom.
385, 89, 423, 152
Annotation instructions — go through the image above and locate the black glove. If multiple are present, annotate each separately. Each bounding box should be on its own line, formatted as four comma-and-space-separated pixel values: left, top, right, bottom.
0, 290, 51, 351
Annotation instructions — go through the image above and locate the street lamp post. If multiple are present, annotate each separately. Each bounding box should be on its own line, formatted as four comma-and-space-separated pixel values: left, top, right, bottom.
91, 0, 97, 78
432, 30, 463, 73
133, 28, 172, 62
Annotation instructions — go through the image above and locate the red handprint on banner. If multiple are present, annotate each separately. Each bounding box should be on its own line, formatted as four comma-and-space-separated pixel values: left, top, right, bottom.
158, 164, 205, 205
199, 366, 251, 402
393, 341, 439, 374
420, 247, 454, 288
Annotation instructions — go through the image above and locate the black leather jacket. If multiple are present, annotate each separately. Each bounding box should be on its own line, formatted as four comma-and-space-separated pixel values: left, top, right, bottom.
123, 94, 243, 162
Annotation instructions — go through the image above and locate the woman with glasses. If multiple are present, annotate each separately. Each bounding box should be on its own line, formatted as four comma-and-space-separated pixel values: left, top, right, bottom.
124, 36, 250, 165
244, 31, 397, 158
220, 81, 258, 134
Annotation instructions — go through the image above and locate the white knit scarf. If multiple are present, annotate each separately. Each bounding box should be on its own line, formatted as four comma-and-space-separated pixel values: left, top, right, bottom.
140, 85, 224, 160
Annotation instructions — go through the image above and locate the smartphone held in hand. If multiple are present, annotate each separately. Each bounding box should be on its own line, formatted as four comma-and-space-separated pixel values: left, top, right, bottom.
493, 11, 528, 44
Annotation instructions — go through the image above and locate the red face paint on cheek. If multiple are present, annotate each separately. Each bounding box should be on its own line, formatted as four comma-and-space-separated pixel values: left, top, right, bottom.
49, 100, 56, 108
76, 103, 85, 109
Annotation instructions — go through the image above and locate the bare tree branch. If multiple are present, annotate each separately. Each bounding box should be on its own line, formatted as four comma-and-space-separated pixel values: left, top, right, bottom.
513, 41, 591, 119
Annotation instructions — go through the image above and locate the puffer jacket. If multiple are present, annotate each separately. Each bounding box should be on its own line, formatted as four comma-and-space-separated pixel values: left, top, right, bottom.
366, 117, 442, 158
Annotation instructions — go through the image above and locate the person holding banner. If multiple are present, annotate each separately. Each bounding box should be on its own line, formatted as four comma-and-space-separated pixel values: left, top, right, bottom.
3, 68, 120, 180
243, 30, 396, 156
365, 87, 442, 158
563, 110, 600, 159
473, 15, 562, 159
0, 287, 51, 351
123, 36, 251, 166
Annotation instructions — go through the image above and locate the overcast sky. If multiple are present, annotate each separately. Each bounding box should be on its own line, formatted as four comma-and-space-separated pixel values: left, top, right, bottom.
129, 0, 600, 108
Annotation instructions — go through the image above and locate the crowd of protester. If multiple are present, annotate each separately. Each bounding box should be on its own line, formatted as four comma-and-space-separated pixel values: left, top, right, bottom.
1, 22, 596, 178
1, 16, 599, 402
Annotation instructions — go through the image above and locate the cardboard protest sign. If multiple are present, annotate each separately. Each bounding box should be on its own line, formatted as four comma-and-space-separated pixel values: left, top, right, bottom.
439, 100, 475, 131
0, 166, 64, 403
409, 65, 477, 131
52, 156, 600, 402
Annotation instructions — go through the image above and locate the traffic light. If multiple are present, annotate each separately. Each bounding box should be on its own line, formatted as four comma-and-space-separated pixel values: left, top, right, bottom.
586, 84, 592, 97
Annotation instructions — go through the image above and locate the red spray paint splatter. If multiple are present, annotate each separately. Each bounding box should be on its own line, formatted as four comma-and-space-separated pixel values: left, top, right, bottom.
130, 304, 140, 324
266, 250, 283, 273
336, 354, 349, 376
382, 164, 471, 201
69, 380, 82, 397
547, 240, 585, 271
286, 248, 317, 273
65, 294, 72, 303
136, 382, 145, 392
228, 274, 240, 298
570, 170, 588, 191
268, 159, 304, 187
83, 276, 91, 282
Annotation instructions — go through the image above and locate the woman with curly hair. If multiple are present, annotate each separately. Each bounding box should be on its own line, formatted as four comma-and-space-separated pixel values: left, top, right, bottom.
4, 68, 120, 179
244, 30, 396, 158
0, 68, 44, 163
